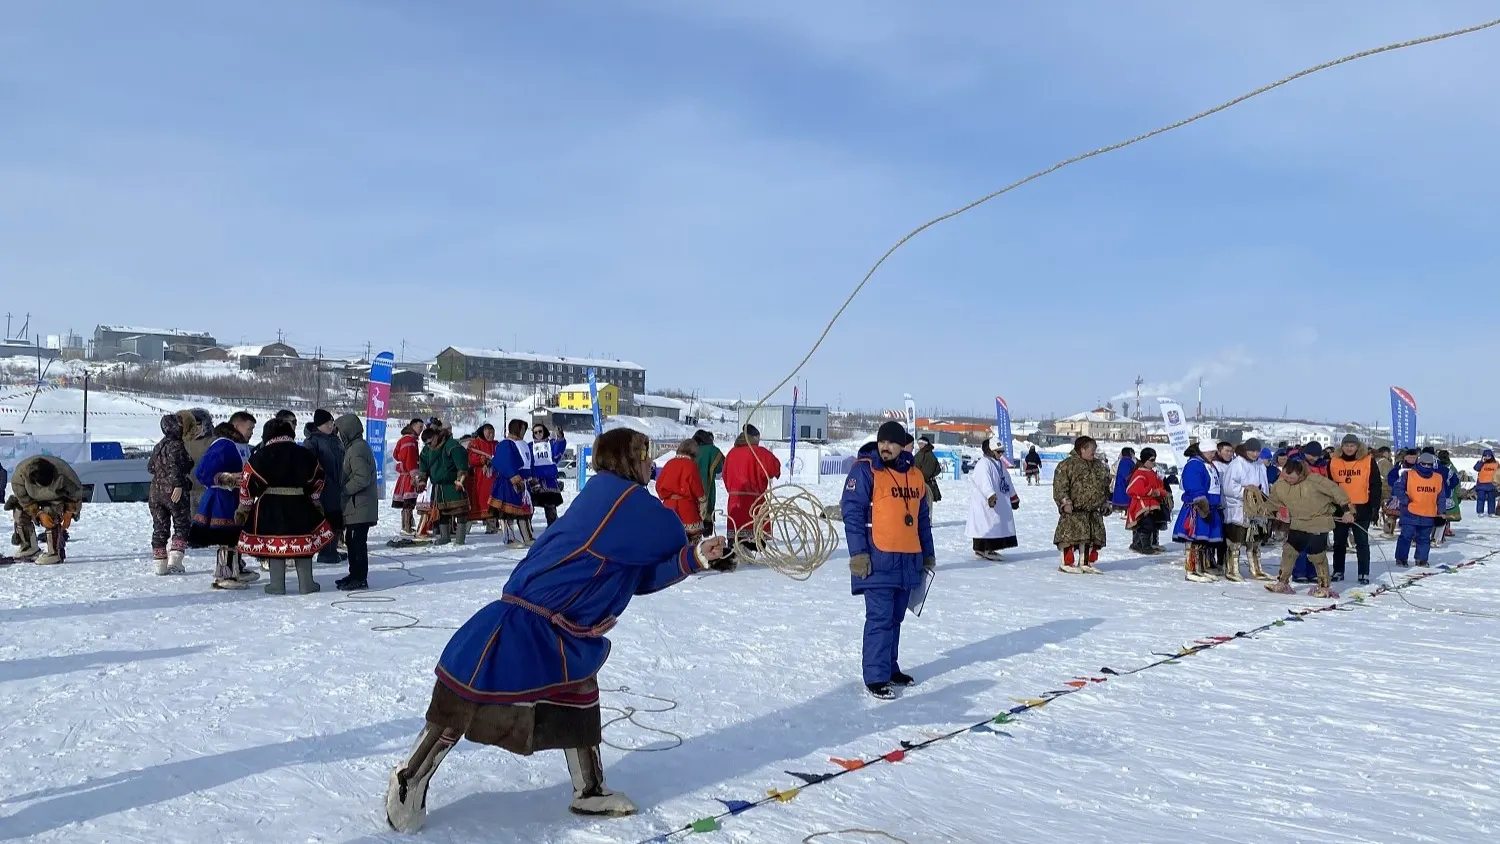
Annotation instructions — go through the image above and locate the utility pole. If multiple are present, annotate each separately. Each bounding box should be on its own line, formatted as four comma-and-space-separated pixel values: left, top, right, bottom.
399, 339, 407, 363
315, 345, 323, 408
4, 312, 10, 339
1135, 375, 1143, 417
1196, 376, 1203, 421
364, 341, 372, 362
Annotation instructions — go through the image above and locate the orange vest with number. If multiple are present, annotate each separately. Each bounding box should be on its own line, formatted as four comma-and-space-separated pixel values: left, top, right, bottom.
1480, 461, 1498, 485
1405, 470, 1442, 519
871, 465, 925, 553
1331, 454, 1374, 505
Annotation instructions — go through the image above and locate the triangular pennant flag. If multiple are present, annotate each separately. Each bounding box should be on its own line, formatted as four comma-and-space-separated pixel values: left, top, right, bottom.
1064, 680, 1088, 688
717, 799, 754, 815
970, 723, 1014, 737
767, 787, 799, 802
830, 757, 866, 771
691, 817, 721, 833
786, 771, 834, 785
1040, 689, 1072, 699
1272, 619, 1285, 626
992, 713, 1013, 724
882, 749, 906, 763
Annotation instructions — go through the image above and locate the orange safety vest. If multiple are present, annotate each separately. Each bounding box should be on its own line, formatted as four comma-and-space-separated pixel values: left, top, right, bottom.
1405, 471, 1443, 519
1331, 454, 1374, 505
1480, 461, 1498, 485
870, 464, 925, 554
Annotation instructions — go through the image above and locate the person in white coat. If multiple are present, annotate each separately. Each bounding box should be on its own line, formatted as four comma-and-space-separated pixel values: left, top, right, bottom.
1219, 439, 1272, 582
967, 438, 1020, 561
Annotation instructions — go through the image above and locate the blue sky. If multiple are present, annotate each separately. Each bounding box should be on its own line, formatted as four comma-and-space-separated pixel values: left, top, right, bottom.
3, 2, 1497, 433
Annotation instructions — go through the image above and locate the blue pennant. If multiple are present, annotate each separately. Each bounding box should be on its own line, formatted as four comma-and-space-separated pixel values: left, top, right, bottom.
717, 799, 754, 815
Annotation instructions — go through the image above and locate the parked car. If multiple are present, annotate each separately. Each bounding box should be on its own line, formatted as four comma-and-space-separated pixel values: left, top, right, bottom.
557, 458, 578, 479
75, 458, 153, 503
960, 455, 976, 475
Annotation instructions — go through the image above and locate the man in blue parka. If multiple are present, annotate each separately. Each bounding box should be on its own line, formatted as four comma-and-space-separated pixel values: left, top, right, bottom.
842, 421, 935, 700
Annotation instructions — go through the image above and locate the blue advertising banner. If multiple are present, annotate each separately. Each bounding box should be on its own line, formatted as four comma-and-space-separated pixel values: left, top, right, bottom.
587, 367, 603, 436
366, 351, 395, 498
789, 386, 799, 478
933, 448, 963, 480
578, 445, 593, 490
995, 396, 1014, 457
1390, 386, 1417, 450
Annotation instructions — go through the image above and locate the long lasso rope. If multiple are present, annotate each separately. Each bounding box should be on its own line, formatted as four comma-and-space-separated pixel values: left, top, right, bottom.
802, 830, 910, 844
735, 15, 1500, 580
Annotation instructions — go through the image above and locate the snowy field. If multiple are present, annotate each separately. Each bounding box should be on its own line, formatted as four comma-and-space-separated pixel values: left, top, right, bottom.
3, 477, 1500, 843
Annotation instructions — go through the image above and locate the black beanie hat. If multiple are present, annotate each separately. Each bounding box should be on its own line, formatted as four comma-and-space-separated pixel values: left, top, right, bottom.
313, 408, 334, 428
876, 420, 908, 444
1139, 447, 1157, 462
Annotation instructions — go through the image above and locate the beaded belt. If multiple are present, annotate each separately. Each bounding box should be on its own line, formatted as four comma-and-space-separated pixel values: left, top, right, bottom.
501, 594, 618, 638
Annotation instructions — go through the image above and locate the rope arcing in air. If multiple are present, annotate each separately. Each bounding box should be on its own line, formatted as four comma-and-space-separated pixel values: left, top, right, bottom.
736, 16, 1500, 578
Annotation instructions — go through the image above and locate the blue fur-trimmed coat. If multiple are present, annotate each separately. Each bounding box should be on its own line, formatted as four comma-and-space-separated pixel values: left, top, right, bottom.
435, 471, 707, 705
840, 444, 934, 594
1111, 456, 1135, 508
1172, 456, 1224, 543
192, 437, 244, 530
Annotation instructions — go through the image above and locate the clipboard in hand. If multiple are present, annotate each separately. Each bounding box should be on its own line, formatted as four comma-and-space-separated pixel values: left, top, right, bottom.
906, 568, 935, 618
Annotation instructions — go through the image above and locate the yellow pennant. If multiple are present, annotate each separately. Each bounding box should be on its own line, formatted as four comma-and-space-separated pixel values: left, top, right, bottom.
1011, 697, 1050, 708
767, 788, 800, 803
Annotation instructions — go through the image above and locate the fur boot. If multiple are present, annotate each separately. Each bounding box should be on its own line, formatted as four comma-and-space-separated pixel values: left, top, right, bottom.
166, 548, 187, 575
1223, 546, 1246, 582
454, 519, 469, 546
214, 547, 255, 589
154, 547, 171, 576
435, 518, 453, 546
1247, 544, 1272, 580
386, 725, 458, 833
484, 517, 499, 535
565, 745, 637, 816
265, 559, 288, 594
517, 519, 536, 546
295, 558, 321, 594
1184, 545, 1215, 582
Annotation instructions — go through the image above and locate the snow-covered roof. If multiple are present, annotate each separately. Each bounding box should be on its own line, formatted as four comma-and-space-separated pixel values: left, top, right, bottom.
559, 382, 614, 393
629, 394, 687, 410
442, 347, 644, 372
97, 325, 212, 338
225, 344, 270, 358
1061, 410, 1140, 423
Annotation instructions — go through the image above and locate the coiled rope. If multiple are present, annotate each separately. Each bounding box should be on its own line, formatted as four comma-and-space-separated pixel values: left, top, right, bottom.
802, 830, 910, 844
737, 16, 1500, 579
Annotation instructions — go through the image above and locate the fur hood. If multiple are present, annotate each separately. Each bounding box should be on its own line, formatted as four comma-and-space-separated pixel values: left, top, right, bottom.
213, 421, 248, 444
160, 413, 184, 440
177, 408, 213, 441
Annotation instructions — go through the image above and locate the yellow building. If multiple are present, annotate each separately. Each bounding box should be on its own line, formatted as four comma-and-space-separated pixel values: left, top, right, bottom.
558, 382, 619, 417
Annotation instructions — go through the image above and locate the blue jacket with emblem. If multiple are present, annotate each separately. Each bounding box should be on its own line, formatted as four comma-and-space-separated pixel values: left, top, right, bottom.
841, 443, 934, 595
435, 471, 706, 705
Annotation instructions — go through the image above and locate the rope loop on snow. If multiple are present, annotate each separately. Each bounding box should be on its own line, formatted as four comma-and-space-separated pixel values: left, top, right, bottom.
731, 15, 1500, 579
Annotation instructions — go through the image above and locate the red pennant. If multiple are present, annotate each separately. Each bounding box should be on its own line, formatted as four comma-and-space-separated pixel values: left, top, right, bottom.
830, 757, 866, 771
882, 749, 906, 763
1064, 680, 1088, 688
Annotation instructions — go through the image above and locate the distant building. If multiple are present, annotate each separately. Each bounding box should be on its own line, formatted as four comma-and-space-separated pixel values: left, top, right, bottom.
92, 325, 216, 362
738, 404, 830, 442
626, 394, 685, 422
192, 346, 232, 362
390, 369, 426, 394
0, 338, 58, 360
1054, 407, 1143, 442
230, 342, 310, 373
434, 347, 646, 398
558, 382, 620, 417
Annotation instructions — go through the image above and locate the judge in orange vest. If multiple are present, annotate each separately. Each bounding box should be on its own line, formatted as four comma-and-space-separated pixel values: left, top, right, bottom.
841, 421, 935, 700
1473, 449, 1498, 517
1393, 452, 1445, 567
1329, 434, 1382, 585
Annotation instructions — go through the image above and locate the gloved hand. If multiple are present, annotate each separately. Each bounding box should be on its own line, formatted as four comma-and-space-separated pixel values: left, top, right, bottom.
923, 556, 936, 572
849, 553, 871, 578
1010, 496, 1021, 511
1097, 502, 1113, 516
511, 476, 525, 491
1061, 499, 1074, 514
987, 494, 998, 509
1194, 498, 1211, 518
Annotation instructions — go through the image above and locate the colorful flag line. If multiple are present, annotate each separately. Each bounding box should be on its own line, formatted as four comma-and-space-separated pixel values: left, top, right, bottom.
633, 553, 1496, 843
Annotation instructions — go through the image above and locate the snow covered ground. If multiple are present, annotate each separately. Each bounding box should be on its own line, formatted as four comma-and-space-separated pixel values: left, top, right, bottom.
3, 477, 1500, 843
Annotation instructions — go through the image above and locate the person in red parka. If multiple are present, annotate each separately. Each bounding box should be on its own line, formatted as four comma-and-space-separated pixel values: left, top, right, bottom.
655, 439, 707, 541
722, 424, 782, 562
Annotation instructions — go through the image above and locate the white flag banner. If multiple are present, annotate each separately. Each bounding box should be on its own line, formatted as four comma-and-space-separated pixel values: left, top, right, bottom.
1158, 398, 1192, 456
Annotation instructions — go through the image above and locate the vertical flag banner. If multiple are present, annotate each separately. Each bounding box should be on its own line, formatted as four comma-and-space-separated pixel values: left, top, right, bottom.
1158, 397, 1191, 456
789, 386, 799, 478
1390, 386, 1418, 450
366, 351, 395, 499
587, 367, 603, 436
995, 396, 1014, 462
904, 395, 916, 440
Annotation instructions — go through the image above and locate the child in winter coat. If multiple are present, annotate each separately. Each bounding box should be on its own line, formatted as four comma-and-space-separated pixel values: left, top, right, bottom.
1124, 448, 1167, 554
147, 413, 194, 575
